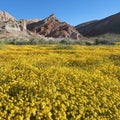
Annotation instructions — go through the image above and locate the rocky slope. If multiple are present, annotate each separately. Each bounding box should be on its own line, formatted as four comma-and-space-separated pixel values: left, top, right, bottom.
0, 10, 27, 32
24, 18, 41, 25
75, 12, 120, 36
27, 14, 83, 40
0, 11, 83, 40
0, 11, 16, 21
0, 11, 45, 41
75, 20, 99, 35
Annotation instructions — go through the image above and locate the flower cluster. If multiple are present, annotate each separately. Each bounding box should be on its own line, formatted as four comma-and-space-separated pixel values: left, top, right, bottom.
0, 45, 120, 119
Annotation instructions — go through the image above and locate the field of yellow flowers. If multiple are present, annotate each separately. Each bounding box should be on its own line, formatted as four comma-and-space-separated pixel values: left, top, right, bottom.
0, 45, 120, 120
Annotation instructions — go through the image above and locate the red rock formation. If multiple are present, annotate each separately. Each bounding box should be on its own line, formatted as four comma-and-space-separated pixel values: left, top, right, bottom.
27, 14, 83, 40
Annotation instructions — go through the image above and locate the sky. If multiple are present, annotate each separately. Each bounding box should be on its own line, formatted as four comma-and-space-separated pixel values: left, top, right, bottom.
0, 0, 120, 26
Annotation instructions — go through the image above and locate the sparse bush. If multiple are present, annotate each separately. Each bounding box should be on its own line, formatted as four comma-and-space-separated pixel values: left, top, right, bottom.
60, 39, 74, 44
73, 40, 83, 45
114, 42, 120, 45
94, 39, 114, 45
85, 41, 94, 45
1, 34, 120, 45
56, 44, 73, 50
13, 39, 30, 45
0, 39, 9, 44
48, 40, 59, 44
38, 39, 49, 44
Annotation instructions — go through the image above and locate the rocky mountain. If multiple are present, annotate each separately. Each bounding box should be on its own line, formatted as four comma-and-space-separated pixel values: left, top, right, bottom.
1, 10, 120, 40
0, 10, 27, 32
27, 14, 83, 40
75, 12, 120, 36
0, 11, 83, 40
0, 11, 16, 21
75, 20, 98, 35
0, 11, 45, 42
24, 18, 41, 25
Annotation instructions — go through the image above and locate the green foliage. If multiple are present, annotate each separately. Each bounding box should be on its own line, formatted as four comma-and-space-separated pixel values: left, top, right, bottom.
114, 42, 120, 45
1, 33, 120, 45
56, 44, 73, 50
85, 41, 93, 45
60, 39, 74, 44
95, 39, 115, 45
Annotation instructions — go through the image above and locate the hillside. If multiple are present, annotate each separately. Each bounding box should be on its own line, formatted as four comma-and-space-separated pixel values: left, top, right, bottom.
0, 11, 83, 40
75, 12, 120, 36
27, 14, 82, 40
0, 11, 16, 21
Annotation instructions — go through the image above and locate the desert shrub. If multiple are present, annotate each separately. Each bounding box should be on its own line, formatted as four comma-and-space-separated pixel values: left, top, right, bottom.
60, 39, 74, 44
38, 39, 49, 44
56, 44, 73, 50
95, 39, 114, 45
48, 40, 59, 44
0, 39, 10, 45
73, 40, 83, 45
29, 38, 38, 45
114, 42, 120, 45
85, 41, 94, 45
14, 39, 30, 45
95, 39, 99, 45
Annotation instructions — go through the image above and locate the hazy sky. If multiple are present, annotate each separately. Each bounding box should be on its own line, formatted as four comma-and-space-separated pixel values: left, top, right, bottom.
0, 0, 120, 25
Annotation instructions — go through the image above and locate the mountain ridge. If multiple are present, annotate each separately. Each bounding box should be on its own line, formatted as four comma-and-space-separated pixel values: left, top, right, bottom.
0, 11, 82, 40
1, 10, 120, 40
0, 11, 16, 21
27, 14, 83, 39
75, 12, 120, 36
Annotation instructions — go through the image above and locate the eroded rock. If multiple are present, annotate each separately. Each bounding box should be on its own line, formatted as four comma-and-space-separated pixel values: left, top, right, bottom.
27, 14, 83, 40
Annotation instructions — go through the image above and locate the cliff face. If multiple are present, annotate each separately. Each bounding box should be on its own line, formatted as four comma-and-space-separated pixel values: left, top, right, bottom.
0, 20, 26, 32
0, 11, 27, 32
75, 12, 120, 36
27, 14, 83, 40
0, 11, 31, 40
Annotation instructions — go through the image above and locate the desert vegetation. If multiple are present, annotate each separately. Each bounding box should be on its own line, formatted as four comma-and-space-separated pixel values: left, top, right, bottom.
1, 33, 120, 45
0, 45, 120, 119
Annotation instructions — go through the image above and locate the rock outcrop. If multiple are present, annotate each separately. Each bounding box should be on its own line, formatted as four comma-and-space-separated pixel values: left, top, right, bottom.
27, 14, 83, 40
0, 19, 26, 32
0, 11, 16, 21
0, 10, 27, 32
75, 12, 120, 36
24, 18, 41, 25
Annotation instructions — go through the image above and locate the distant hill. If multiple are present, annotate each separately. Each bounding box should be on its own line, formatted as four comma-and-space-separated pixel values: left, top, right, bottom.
75, 12, 120, 36
75, 20, 99, 35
